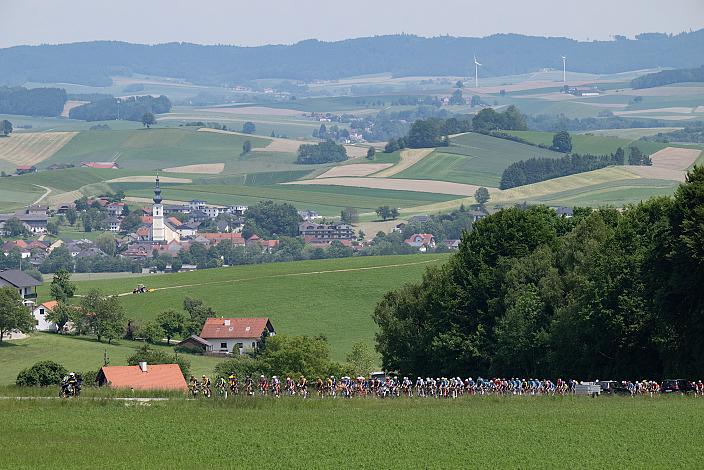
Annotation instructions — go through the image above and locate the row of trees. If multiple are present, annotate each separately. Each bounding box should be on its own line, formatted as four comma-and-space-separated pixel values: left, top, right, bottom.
0, 86, 67, 117
296, 139, 347, 164
374, 166, 704, 378
642, 124, 704, 144
499, 147, 651, 189
631, 65, 704, 89
68, 95, 171, 121
471, 105, 528, 133
383, 116, 473, 152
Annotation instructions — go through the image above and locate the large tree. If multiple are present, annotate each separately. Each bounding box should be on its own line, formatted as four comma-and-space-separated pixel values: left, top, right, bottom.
551, 130, 572, 152
156, 310, 186, 345
50, 270, 76, 302
243, 200, 300, 238
141, 112, 156, 128
79, 289, 124, 343
0, 286, 34, 343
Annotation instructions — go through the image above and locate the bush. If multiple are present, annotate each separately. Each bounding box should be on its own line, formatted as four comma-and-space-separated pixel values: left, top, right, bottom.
127, 345, 190, 377
16, 361, 68, 386
79, 370, 99, 387
213, 355, 262, 379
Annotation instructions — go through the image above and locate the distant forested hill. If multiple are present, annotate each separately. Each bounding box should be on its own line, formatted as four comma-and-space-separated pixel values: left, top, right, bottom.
0, 30, 702, 86
631, 65, 704, 89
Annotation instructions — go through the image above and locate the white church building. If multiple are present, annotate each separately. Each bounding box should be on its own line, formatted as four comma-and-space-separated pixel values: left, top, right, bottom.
151, 175, 180, 243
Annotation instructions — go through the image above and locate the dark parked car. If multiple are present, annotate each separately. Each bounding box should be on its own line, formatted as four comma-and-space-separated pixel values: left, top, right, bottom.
661, 379, 695, 394
597, 380, 631, 396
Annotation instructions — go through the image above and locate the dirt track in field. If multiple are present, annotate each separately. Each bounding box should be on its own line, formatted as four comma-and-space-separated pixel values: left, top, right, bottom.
163, 163, 225, 174
371, 149, 433, 177
317, 163, 393, 178
0, 132, 78, 166
107, 176, 192, 183
285, 176, 482, 196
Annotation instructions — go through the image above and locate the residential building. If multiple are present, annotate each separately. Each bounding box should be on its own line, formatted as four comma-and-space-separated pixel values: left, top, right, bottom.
202, 206, 224, 218
226, 205, 248, 216
197, 317, 275, 355
32, 300, 58, 332
404, 233, 436, 252
106, 202, 126, 217
553, 206, 574, 218
246, 235, 280, 253
298, 210, 322, 221
188, 200, 207, 212
105, 217, 121, 232
96, 363, 187, 391
298, 222, 355, 240
441, 239, 461, 250
195, 232, 245, 247
0, 206, 48, 234
0, 269, 41, 304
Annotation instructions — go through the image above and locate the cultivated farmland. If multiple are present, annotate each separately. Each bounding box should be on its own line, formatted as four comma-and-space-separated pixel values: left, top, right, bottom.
0, 131, 77, 166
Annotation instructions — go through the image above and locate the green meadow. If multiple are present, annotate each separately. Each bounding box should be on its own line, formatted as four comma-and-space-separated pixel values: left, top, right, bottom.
124, 183, 458, 216
395, 132, 563, 187
44, 127, 272, 171
30, 255, 449, 362
1, 397, 702, 467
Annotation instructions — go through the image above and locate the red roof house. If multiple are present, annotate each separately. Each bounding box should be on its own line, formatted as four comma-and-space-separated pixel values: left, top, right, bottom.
198, 317, 275, 355
96, 363, 187, 391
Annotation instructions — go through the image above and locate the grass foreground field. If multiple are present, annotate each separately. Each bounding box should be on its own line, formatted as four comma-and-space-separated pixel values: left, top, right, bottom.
1, 396, 702, 467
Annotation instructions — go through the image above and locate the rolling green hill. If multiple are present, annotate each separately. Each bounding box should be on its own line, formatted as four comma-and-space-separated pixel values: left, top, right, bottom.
33, 255, 449, 361
394, 132, 564, 187
504, 130, 672, 155
44, 128, 273, 171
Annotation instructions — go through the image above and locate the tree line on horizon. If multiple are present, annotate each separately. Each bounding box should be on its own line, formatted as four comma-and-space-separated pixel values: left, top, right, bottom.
1, 31, 702, 87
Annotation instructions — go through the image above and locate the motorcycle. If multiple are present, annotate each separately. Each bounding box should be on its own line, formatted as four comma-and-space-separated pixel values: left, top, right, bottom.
59, 382, 80, 398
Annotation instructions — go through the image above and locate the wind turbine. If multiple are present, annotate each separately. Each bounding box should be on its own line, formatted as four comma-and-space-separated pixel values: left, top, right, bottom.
474, 55, 482, 88
561, 55, 567, 83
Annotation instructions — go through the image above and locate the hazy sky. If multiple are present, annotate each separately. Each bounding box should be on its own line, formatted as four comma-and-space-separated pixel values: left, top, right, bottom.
1, 0, 702, 48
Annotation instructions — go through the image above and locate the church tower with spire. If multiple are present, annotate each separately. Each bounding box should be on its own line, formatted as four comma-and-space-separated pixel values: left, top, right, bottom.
151, 173, 165, 241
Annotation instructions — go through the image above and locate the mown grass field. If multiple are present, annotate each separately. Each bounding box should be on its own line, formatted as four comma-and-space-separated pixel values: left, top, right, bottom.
0, 333, 222, 386
394, 132, 563, 187
124, 183, 458, 216
505, 130, 674, 156
35, 255, 449, 360
44, 127, 272, 171
2, 397, 702, 467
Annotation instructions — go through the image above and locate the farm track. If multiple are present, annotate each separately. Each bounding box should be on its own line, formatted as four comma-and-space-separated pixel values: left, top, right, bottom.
108, 258, 442, 297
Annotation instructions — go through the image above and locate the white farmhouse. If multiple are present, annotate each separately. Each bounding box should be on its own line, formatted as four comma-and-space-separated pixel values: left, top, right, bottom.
196, 317, 275, 355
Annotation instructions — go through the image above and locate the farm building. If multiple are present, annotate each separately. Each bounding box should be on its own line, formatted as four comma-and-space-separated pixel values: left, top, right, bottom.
15, 165, 36, 175
186, 317, 276, 355
96, 363, 187, 391
81, 162, 119, 169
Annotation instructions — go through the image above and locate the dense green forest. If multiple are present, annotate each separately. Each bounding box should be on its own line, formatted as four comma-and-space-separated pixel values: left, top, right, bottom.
296, 140, 347, 164
472, 106, 528, 133
499, 147, 650, 189
0, 86, 67, 116
0, 31, 702, 86
68, 95, 171, 121
631, 65, 704, 89
374, 166, 704, 378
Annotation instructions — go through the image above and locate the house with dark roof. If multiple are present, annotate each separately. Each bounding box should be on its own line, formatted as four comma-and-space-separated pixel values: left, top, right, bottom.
0, 269, 41, 303
198, 317, 275, 355
298, 222, 354, 240
96, 363, 187, 391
